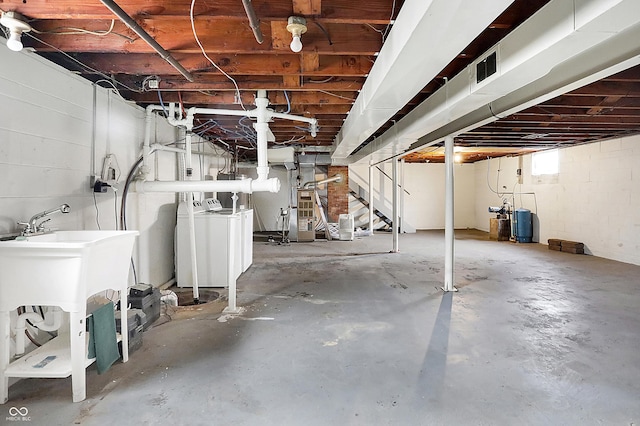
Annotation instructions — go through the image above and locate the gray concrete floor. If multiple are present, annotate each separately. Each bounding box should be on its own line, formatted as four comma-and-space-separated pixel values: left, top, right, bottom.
4, 230, 640, 425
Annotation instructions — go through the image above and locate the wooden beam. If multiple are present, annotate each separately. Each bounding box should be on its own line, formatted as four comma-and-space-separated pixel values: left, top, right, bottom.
293, 0, 322, 16
130, 90, 355, 105
115, 75, 364, 91
302, 52, 320, 72
2, 0, 399, 24
69, 53, 373, 76
283, 75, 302, 88
29, 20, 382, 55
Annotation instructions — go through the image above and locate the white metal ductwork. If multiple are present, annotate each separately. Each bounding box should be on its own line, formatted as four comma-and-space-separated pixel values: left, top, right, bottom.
331, 0, 516, 164
349, 0, 640, 164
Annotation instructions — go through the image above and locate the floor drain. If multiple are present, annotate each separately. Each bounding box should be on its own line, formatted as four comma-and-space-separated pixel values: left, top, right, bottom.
170, 288, 220, 306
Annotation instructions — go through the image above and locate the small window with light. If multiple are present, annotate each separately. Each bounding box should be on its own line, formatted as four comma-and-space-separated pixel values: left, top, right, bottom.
532, 149, 558, 176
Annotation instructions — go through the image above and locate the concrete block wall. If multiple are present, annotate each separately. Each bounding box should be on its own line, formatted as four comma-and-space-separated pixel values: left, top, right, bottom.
0, 44, 229, 285
474, 135, 640, 266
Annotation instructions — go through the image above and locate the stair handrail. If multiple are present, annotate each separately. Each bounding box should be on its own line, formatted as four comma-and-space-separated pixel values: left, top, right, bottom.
375, 166, 410, 195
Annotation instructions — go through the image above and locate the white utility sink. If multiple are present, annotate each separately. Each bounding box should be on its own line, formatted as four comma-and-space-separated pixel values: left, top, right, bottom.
0, 230, 138, 403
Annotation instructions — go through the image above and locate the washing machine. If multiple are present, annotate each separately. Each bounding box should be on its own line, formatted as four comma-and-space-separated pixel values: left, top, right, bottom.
175, 202, 252, 288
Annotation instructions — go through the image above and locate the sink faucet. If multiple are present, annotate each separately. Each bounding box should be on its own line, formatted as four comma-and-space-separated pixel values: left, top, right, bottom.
20, 204, 71, 236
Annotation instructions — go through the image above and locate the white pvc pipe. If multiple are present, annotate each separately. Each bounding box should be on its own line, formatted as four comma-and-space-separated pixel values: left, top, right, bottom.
134, 178, 280, 194
392, 158, 399, 253
186, 192, 199, 302
150, 143, 221, 157
368, 162, 374, 234
143, 105, 164, 177
226, 220, 238, 313
269, 112, 318, 136
444, 135, 456, 292
144, 90, 313, 310
255, 90, 270, 181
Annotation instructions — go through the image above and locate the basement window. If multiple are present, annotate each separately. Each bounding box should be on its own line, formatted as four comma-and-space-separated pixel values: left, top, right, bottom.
532, 149, 558, 176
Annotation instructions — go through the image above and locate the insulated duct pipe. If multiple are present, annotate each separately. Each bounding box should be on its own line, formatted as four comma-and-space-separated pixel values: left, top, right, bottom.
302, 174, 342, 189
241, 0, 264, 44
99, 0, 194, 82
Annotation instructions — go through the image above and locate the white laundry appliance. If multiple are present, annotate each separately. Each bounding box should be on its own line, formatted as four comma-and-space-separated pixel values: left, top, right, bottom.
175, 201, 253, 288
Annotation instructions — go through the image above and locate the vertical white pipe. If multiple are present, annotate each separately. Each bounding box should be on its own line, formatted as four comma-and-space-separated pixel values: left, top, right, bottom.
444, 135, 456, 292
142, 105, 164, 177
185, 127, 200, 302
368, 162, 374, 235
255, 90, 270, 181
186, 195, 199, 303
400, 158, 405, 233
226, 218, 238, 312
392, 158, 399, 253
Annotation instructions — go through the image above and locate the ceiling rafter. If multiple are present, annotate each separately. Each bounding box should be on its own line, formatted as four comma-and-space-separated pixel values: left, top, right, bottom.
2, 0, 638, 160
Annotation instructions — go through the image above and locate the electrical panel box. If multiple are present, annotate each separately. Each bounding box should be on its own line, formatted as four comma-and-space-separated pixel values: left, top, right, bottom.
297, 190, 315, 242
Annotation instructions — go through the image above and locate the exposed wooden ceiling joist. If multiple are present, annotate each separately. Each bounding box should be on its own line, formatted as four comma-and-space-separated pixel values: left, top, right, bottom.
1, 0, 638, 163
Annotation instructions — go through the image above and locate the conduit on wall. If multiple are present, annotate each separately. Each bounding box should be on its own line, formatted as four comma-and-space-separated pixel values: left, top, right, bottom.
137, 90, 318, 307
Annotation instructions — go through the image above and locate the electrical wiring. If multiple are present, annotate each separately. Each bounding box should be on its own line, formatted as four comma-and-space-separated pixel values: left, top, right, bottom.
31, 19, 135, 42
32, 19, 115, 36
156, 88, 168, 116
306, 76, 334, 84
190, 0, 245, 110
274, 135, 306, 145
486, 156, 504, 197
365, 0, 397, 43
283, 90, 291, 114
25, 33, 141, 93
317, 90, 356, 102
382, 0, 397, 41
113, 188, 119, 230
93, 191, 101, 230
94, 79, 127, 101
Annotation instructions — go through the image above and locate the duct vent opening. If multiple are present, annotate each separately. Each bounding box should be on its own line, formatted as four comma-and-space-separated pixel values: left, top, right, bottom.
476, 51, 497, 83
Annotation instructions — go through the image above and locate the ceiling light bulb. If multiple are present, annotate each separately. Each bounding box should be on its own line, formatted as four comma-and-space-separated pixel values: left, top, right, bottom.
1, 11, 31, 53
286, 16, 307, 53
6, 31, 23, 52
290, 35, 303, 53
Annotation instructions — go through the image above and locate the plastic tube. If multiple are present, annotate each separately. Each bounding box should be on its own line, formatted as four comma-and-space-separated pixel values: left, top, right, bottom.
15, 306, 63, 355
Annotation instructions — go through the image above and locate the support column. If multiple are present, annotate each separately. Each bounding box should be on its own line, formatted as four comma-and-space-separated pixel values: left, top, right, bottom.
368, 162, 374, 235
400, 158, 405, 233
443, 136, 457, 292
392, 157, 399, 253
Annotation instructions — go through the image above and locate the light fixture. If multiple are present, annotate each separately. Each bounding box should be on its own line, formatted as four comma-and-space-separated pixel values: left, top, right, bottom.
0, 11, 31, 52
286, 16, 307, 53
